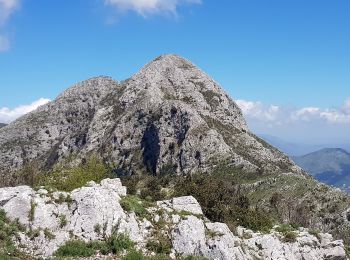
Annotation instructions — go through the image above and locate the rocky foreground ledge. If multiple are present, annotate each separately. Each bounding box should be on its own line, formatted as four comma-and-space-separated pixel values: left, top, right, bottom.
0, 178, 347, 259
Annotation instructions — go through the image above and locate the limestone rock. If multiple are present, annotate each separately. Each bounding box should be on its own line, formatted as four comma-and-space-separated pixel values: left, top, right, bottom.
0, 178, 347, 259
157, 196, 203, 215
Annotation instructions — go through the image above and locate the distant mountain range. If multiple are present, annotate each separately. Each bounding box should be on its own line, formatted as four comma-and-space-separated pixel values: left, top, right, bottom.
259, 135, 350, 193
0, 123, 7, 128
259, 134, 350, 156
293, 148, 350, 193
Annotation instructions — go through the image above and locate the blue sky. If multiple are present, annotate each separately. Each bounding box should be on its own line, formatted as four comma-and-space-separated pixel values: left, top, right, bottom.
1, 0, 350, 145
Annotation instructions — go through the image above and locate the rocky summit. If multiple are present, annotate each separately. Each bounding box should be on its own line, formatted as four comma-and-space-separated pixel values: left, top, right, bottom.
1, 55, 350, 259
0, 178, 347, 259
0, 54, 301, 181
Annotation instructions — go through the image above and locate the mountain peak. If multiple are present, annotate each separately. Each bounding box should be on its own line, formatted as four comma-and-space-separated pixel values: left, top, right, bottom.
0, 55, 300, 182
138, 54, 198, 76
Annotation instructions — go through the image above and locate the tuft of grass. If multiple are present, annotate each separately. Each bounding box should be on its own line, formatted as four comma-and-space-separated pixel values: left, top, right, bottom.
94, 224, 101, 236
27, 228, 40, 241
0, 209, 33, 259
283, 231, 298, 243
28, 199, 37, 222
59, 214, 67, 228
120, 195, 152, 219
103, 233, 134, 255
54, 240, 95, 257
275, 224, 298, 243
44, 228, 55, 240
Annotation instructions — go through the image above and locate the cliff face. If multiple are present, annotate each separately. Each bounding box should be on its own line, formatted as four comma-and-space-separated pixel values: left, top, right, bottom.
0, 178, 346, 259
0, 55, 301, 182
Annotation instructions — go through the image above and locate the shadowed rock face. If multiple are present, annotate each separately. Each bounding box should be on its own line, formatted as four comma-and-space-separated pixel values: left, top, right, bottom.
0, 55, 302, 181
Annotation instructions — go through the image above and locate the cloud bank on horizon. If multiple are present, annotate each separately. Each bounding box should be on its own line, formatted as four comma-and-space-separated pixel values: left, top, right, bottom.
104, 0, 202, 16
0, 0, 20, 51
236, 98, 350, 124
236, 98, 350, 144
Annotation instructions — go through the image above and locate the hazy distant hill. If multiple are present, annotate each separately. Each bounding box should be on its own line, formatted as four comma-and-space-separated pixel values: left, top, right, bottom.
293, 148, 350, 193
258, 134, 325, 156
0, 123, 7, 129
260, 134, 350, 156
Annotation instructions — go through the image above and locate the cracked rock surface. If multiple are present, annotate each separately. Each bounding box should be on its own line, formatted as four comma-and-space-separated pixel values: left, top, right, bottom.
0, 178, 347, 259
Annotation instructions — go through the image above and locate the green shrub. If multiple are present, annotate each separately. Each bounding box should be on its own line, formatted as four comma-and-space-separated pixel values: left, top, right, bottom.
275, 224, 298, 243
35, 155, 114, 192
0, 210, 32, 259
54, 240, 95, 257
283, 231, 298, 243
55, 233, 135, 257
103, 233, 135, 255
173, 173, 273, 233
275, 224, 295, 234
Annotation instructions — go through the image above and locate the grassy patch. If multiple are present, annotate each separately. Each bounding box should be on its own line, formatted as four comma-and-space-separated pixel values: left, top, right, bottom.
54, 240, 95, 257
35, 155, 114, 192
275, 224, 298, 243
120, 195, 152, 219
54, 232, 134, 257
0, 209, 33, 259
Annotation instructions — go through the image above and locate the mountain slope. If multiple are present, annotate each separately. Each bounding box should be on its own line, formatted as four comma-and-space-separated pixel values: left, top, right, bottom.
0, 55, 349, 245
293, 148, 350, 192
0, 55, 301, 184
0, 123, 6, 129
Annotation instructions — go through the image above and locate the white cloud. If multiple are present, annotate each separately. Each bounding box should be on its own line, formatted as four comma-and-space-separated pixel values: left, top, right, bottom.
236, 100, 281, 122
0, 0, 20, 52
236, 98, 350, 125
0, 98, 51, 123
104, 0, 201, 16
0, 0, 19, 25
236, 98, 350, 144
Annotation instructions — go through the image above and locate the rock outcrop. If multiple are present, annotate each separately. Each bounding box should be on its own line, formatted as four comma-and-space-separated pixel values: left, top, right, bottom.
0, 178, 347, 259
0, 55, 302, 182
